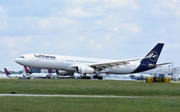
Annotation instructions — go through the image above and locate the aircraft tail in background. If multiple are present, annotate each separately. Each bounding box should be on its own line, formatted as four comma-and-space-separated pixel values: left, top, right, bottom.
24, 66, 33, 74
48, 69, 55, 74
4, 68, 26, 78
4, 68, 11, 77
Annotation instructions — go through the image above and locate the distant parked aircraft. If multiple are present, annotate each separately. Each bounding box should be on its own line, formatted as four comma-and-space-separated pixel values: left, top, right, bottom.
4, 68, 26, 78
23, 66, 49, 79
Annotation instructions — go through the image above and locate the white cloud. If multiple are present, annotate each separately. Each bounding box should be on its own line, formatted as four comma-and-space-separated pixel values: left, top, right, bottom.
24, 36, 32, 43
0, 36, 32, 49
10, 50, 19, 55
39, 17, 76, 32
0, 6, 4, 13
1, 37, 18, 48
64, 0, 139, 18
122, 23, 141, 33
40, 18, 52, 30
102, 0, 139, 10
151, 0, 180, 17
0, 6, 8, 30
95, 14, 141, 34
166, 42, 180, 50
0, 21, 8, 30
67, 8, 93, 18
77, 36, 86, 41
67, 0, 98, 6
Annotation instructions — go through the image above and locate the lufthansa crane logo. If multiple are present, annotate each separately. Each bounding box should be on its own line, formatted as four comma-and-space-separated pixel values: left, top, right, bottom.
148, 51, 158, 62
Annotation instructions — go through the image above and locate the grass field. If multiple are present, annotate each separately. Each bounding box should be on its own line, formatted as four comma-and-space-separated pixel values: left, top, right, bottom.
0, 97, 180, 112
0, 79, 180, 112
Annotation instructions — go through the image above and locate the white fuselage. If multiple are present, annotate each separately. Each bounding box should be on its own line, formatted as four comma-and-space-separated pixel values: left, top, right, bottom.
15, 54, 140, 74
0, 74, 9, 78
6, 74, 25, 78
26, 73, 48, 78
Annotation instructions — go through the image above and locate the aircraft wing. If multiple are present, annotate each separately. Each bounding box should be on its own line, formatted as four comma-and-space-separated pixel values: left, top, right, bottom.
89, 57, 145, 70
70, 57, 144, 70
88, 54, 155, 69
70, 55, 152, 70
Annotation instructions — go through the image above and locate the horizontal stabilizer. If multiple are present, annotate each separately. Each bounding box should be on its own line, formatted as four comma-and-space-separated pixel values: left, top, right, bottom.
156, 62, 174, 67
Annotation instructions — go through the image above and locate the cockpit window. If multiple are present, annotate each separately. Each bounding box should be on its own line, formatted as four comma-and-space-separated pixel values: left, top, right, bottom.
19, 56, 25, 58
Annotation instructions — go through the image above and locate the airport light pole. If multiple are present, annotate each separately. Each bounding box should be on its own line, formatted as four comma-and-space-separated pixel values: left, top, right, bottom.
171, 65, 174, 80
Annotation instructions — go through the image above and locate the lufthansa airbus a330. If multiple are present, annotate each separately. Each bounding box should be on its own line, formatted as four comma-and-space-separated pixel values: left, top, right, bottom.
15, 43, 172, 80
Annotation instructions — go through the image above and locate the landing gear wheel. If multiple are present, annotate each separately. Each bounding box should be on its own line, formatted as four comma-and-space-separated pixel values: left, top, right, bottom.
98, 76, 103, 80
93, 75, 103, 80
81, 76, 91, 80
93, 75, 98, 79
86, 76, 91, 79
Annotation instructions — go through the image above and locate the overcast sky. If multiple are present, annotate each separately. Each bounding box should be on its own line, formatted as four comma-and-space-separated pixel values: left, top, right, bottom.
0, 0, 180, 71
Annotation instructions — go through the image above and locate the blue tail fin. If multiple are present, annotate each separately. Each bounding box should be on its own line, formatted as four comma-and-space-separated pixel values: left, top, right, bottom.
133, 43, 164, 73
141, 43, 164, 65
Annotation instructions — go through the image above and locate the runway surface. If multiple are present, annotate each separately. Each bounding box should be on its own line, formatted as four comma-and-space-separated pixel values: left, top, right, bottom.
0, 94, 179, 98
0, 94, 144, 98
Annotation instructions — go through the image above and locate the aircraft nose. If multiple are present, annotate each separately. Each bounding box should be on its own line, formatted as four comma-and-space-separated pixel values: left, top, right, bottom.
15, 58, 21, 63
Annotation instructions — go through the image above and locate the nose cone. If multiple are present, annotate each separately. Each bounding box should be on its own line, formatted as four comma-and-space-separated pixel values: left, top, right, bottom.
14, 58, 18, 63
15, 58, 21, 64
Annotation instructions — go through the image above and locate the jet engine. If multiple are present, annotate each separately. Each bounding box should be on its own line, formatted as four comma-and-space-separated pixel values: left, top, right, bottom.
76, 66, 95, 74
148, 64, 156, 69
56, 70, 74, 76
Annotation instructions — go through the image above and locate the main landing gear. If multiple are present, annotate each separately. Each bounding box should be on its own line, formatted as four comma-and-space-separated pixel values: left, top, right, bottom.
80, 74, 103, 80
81, 76, 91, 79
93, 75, 103, 80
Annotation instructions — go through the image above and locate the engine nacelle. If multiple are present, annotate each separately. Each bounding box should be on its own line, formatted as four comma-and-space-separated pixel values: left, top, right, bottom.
56, 70, 74, 76
148, 64, 156, 69
76, 66, 95, 74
